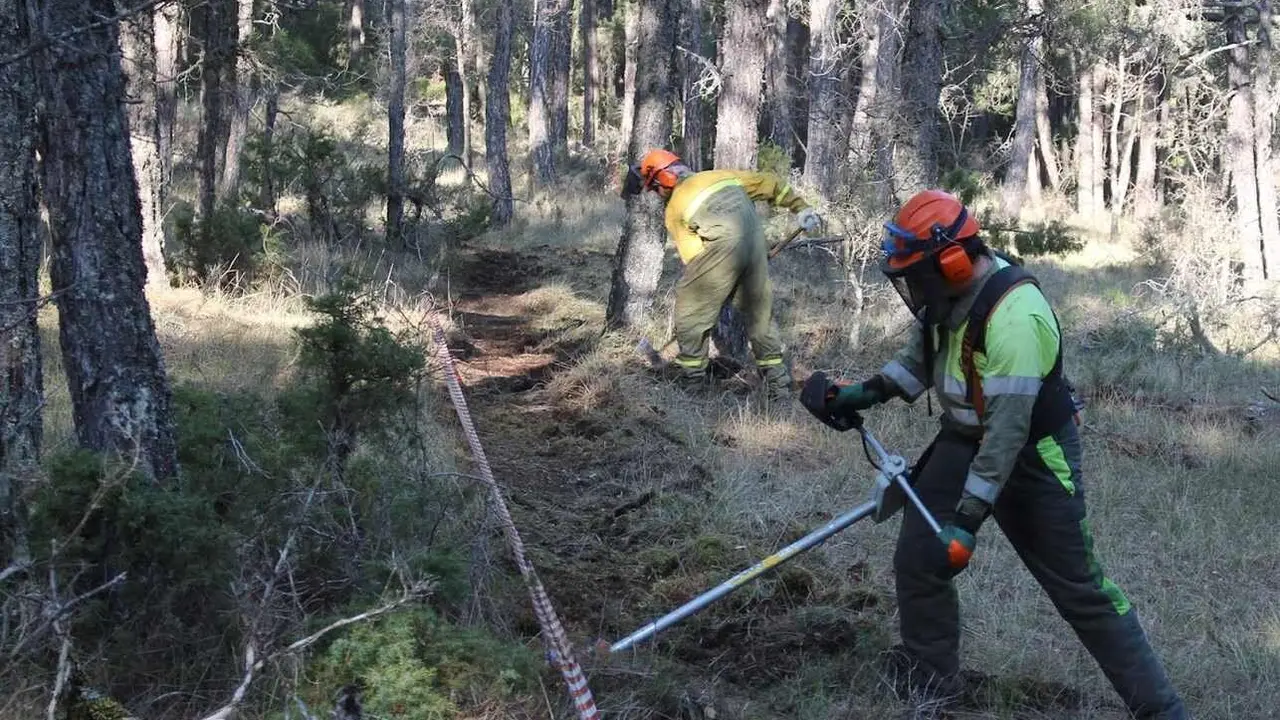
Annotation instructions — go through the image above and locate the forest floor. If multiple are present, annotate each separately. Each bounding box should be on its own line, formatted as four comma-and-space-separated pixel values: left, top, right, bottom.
416, 186, 1280, 720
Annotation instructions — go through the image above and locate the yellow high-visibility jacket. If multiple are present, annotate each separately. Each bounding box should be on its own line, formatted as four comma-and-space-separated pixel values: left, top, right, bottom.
664, 169, 810, 263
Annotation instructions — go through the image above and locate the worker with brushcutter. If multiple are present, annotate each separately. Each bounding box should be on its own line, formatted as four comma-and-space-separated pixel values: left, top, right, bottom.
623, 148, 823, 398
801, 190, 1188, 719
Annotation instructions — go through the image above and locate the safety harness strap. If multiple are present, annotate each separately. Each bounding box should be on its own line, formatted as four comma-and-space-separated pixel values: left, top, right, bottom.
961, 263, 1077, 440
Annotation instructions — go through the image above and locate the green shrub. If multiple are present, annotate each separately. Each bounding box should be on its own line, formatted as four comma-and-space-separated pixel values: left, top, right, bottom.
169, 201, 280, 289
300, 609, 539, 720
756, 139, 792, 178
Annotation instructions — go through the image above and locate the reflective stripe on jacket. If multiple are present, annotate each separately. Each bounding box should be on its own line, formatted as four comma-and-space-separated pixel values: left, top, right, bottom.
878, 254, 1064, 506
664, 169, 809, 263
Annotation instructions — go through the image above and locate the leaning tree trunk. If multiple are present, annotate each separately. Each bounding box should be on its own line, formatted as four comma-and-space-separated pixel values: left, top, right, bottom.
606, 0, 675, 329
455, 0, 474, 162
1001, 0, 1041, 218
804, 0, 842, 197
386, 0, 407, 247
894, 0, 944, 197
1226, 12, 1266, 282
487, 0, 516, 225
714, 0, 768, 169
1089, 62, 1106, 216
121, 10, 168, 283
445, 53, 466, 155
0, 0, 43, 567
33, 0, 179, 483
1255, 0, 1279, 279
763, 0, 794, 161
582, 0, 599, 147
679, 0, 705, 169
219, 0, 256, 201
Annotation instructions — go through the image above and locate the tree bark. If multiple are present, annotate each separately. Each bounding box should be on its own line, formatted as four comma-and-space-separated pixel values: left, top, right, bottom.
606, 0, 675, 329
1035, 69, 1060, 192
154, 0, 178, 261
219, 0, 256, 202
1226, 11, 1265, 282
866, 0, 903, 206
763, 0, 794, 160
679, 0, 704, 169
804, 0, 842, 196
120, 10, 168, 284
1075, 59, 1095, 217
1090, 61, 1106, 215
894, 0, 944, 197
487, 0, 516, 225
0, 0, 42, 567
1107, 53, 1126, 214
1255, 0, 1279, 279
386, 0, 407, 247
1000, 0, 1041, 218
582, 0, 599, 147
714, 0, 768, 169
33, 0, 179, 482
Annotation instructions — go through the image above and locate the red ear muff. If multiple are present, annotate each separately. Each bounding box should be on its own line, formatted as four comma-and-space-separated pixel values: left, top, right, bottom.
936, 243, 974, 284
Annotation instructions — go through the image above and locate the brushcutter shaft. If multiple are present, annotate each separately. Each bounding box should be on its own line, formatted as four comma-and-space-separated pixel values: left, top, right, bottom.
607, 499, 878, 655
859, 427, 943, 535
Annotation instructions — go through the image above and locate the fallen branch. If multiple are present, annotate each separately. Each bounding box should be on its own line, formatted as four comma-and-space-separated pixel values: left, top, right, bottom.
1264, 387, 1279, 404
197, 585, 432, 720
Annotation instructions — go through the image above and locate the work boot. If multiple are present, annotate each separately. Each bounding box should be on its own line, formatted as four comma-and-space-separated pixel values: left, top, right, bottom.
758, 361, 795, 401
878, 644, 966, 717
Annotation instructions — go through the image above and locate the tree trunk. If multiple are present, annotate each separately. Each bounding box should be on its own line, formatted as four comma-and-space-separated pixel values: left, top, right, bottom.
894, 0, 944, 196
621, 0, 638, 146
34, 0, 179, 482
219, 0, 256, 202
714, 0, 768, 169
1255, 0, 1279, 279
346, 0, 366, 65
120, 10, 168, 284
582, 0, 599, 147
1000, 0, 1041, 218
804, 0, 842, 196
786, 17, 809, 166
868, 0, 903, 206
487, 0, 516, 225
386, 0, 407, 247
606, 0, 675, 329
530, 0, 570, 179
1107, 53, 1125, 213
154, 0, 178, 261
1114, 96, 1139, 215
1226, 11, 1266, 282
848, 0, 893, 170
0, 0, 42, 567
445, 53, 466, 156
679, 0, 704, 169
1132, 67, 1161, 221
196, 0, 230, 222
260, 90, 279, 213
1090, 61, 1106, 215
763, 0, 794, 160
551, 0, 572, 157
1075, 59, 1095, 217
456, 0, 474, 162
1035, 69, 1060, 192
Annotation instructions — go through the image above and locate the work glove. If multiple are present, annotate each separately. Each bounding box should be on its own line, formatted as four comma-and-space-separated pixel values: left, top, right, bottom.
797, 207, 823, 234
937, 496, 991, 575
800, 372, 890, 432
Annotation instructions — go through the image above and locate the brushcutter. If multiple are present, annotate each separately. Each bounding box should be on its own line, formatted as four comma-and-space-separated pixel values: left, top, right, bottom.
596, 388, 941, 656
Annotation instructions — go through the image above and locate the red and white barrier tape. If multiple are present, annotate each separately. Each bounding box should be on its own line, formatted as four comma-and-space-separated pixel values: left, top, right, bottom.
429, 317, 601, 720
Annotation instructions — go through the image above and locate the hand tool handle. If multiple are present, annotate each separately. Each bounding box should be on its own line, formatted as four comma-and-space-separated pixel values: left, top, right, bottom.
767, 226, 808, 259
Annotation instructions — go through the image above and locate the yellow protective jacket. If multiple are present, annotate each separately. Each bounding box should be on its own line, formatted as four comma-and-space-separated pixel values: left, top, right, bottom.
664, 169, 810, 264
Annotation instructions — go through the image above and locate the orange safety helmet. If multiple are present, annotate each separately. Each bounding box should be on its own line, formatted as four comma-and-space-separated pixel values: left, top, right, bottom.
881, 189, 982, 285
638, 148, 683, 193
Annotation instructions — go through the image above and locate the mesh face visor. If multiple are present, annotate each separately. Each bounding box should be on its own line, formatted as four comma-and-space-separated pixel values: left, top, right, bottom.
881, 222, 933, 318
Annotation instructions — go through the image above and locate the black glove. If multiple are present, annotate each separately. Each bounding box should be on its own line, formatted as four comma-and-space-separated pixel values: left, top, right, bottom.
801, 371, 865, 432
